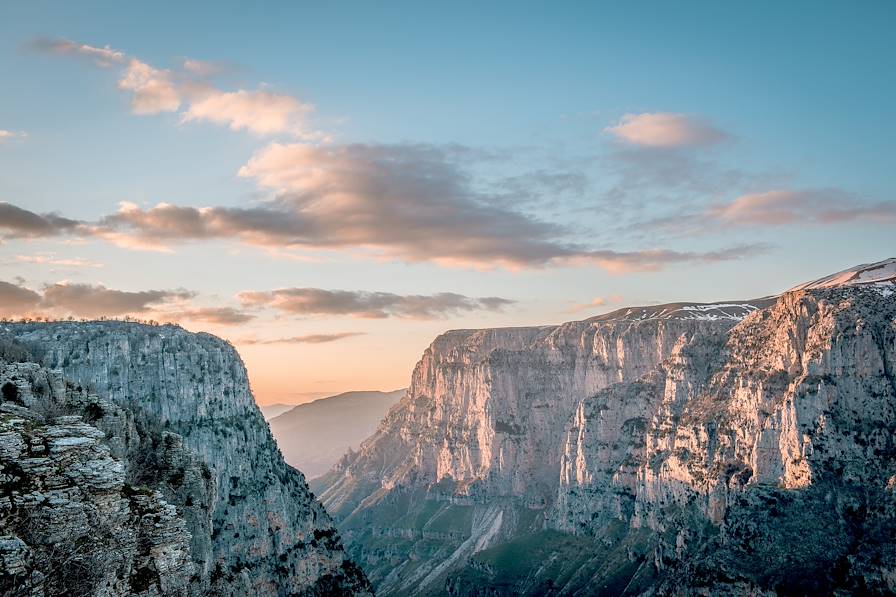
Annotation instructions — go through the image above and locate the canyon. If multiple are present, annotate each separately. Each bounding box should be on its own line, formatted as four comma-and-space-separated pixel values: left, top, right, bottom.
1, 257, 894, 596
313, 258, 896, 595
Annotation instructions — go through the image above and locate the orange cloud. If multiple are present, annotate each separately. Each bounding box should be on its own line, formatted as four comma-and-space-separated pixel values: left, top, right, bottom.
32, 37, 318, 138
183, 90, 313, 136
606, 112, 727, 148
710, 189, 896, 226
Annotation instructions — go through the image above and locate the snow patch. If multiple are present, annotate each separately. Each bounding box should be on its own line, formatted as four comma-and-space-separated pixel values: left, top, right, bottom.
790, 257, 896, 291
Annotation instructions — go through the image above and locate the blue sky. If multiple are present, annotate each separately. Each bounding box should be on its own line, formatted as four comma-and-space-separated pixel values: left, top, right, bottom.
1, 1, 894, 403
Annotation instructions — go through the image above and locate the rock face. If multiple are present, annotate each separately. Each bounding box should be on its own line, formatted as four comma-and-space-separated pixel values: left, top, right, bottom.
312, 301, 769, 594
555, 283, 896, 594
269, 390, 406, 479
314, 258, 896, 595
0, 322, 370, 596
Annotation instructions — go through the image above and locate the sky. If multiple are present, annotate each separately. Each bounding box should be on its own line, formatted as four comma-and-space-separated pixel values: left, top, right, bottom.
1, 1, 894, 405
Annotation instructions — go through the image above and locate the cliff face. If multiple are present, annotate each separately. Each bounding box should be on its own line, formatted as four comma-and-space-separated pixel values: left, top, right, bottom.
0, 361, 199, 595
0, 322, 370, 596
313, 302, 766, 594
555, 285, 896, 594
315, 258, 896, 596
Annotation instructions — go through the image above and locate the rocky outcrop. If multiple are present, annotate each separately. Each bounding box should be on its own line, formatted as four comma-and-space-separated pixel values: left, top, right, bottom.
0, 322, 370, 596
0, 360, 197, 595
313, 301, 768, 594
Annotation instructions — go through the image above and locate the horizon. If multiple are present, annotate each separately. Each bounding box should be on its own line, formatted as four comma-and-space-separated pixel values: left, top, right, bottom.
3, 255, 890, 406
2, 2, 894, 405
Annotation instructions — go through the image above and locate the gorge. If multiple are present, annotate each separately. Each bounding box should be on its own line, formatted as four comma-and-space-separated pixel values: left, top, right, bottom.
1, 258, 894, 595
312, 258, 896, 595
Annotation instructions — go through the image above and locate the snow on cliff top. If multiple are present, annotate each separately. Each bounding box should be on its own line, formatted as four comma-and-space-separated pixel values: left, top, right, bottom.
589, 299, 776, 323
789, 257, 896, 292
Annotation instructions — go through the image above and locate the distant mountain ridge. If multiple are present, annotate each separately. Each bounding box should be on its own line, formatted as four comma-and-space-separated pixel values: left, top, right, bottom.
259, 403, 294, 420
269, 389, 405, 479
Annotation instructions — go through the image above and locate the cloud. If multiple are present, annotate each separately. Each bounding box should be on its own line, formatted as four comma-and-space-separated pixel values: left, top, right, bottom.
117, 59, 181, 114
13, 255, 102, 268
31, 37, 317, 137
0, 281, 42, 316
28, 38, 125, 67
182, 90, 313, 136
603, 145, 757, 204
568, 245, 769, 273
182, 58, 227, 78
23, 39, 765, 274
238, 287, 516, 319
708, 189, 896, 227
163, 306, 254, 325
0, 202, 83, 238
628, 188, 896, 240
605, 113, 728, 148
0, 130, 27, 142
1, 140, 766, 273
232, 142, 583, 267
569, 294, 624, 312
39, 283, 193, 317
241, 332, 364, 345
95, 200, 315, 246
0, 280, 193, 319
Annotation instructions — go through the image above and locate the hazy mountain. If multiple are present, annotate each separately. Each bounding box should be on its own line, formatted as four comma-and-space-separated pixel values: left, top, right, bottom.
313, 258, 896, 595
259, 402, 294, 420
269, 389, 406, 479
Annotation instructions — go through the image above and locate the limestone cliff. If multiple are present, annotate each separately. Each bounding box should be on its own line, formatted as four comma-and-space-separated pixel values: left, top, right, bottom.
315, 258, 896, 595
0, 322, 370, 596
313, 301, 768, 594
555, 282, 896, 594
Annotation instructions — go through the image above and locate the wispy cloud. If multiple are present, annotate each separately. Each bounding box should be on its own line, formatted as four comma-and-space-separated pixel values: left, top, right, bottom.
569, 294, 624, 312
28, 37, 125, 67
605, 112, 728, 148
0, 140, 767, 274
0, 130, 28, 142
238, 287, 516, 319
634, 188, 896, 237
571, 245, 769, 273
241, 332, 364, 345
0, 202, 83, 238
39, 283, 194, 317
13, 255, 103, 268
181, 58, 229, 78
0, 280, 193, 319
7, 47, 771, 275
708, 189, 896, 227
30, 38, 318, 138
0, 281, 42, 316
162, 306, 255, 325
0, 279, 259, 325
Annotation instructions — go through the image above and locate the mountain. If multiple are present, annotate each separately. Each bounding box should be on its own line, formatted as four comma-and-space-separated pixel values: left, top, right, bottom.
312, 258, 896, 595
0, 322, 370, 596
269, 390, 406, 479
260, 403, 295, 421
